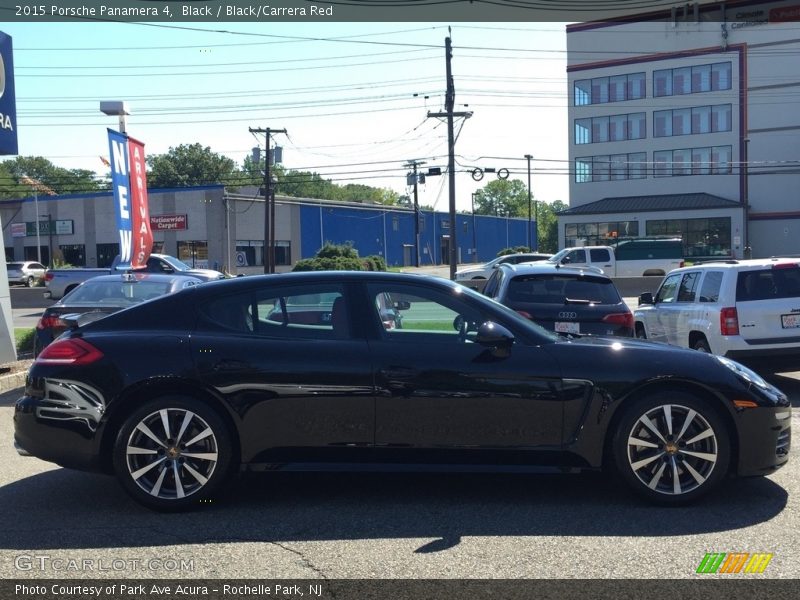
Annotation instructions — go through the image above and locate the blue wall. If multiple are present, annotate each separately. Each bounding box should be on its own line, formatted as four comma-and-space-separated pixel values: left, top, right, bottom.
300, 204, 535, 266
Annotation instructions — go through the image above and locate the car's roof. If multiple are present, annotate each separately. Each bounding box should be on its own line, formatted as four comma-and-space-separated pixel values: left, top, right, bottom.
499, 263, 611, 279
669, 257, 800, 273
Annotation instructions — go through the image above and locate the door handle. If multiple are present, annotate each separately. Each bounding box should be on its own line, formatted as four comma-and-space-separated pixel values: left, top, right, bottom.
379, 367, 418, 380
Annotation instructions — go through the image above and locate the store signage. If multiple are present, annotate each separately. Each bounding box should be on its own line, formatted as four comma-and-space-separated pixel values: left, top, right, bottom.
55, 220, 73, 235
150, 214, 187, 231
0, 32, 18, 155
107, 129, 153, 269
770, 5, 800, 22
10, 223, 24, 237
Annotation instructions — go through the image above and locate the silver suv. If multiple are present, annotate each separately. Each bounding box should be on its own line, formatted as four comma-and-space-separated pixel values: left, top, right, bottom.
6, 261, 46, 287
634, 258, 800, 359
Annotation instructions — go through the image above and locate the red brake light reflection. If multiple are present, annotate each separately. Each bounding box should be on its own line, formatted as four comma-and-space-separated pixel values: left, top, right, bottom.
602, 312, 634, 329
36, 315, 63, 330
36, 338, 104, 366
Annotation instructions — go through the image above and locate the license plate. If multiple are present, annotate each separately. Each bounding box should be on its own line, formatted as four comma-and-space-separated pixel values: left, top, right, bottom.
781, 314, 800, 329
555, 321, 580, 334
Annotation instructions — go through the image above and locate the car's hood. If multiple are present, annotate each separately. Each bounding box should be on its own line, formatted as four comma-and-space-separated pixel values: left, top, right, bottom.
456, 266, 487, 276
182, 268, 225, 280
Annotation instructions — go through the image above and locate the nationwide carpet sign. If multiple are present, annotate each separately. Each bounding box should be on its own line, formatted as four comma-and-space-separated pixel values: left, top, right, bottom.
107, 129, 153, 269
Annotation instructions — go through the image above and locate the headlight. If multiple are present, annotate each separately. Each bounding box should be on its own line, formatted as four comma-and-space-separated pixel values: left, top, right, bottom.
716, 355, 770, 390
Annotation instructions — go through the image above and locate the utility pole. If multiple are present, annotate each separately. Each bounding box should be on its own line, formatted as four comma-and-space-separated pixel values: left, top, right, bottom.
428, 33, 472, 281
404, 159, 426, 267
249, 126, 286, 274
525, 154, 533, 250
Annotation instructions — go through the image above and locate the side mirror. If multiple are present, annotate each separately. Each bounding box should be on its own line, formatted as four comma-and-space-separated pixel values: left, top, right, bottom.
638, 292, 654, 306
394, 300, 411, 311
476, 321, 515, 348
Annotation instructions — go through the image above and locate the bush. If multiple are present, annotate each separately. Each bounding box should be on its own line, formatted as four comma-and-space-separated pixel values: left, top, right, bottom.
316, 242, 359, 260
15, 328, 35, 357
497, 246, 530, 257
362, 255, 387, 272
292, 256, 364, 272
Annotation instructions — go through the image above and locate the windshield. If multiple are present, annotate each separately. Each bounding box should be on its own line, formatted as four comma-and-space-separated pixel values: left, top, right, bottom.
64, 280, 173, 304
548, 249, 569, 263
159, 255, 192, 271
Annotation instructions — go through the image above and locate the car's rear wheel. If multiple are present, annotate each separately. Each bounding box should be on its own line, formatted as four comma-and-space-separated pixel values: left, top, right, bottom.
112, 396, 234, 511
612, 392, 730, 504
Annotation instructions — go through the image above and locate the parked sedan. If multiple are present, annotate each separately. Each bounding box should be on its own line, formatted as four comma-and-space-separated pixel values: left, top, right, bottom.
33, 272, 202, 355
15, 271, 790, 511
455, 253, 552, 281
6, 261, 46, 287
483, 263, 634, 337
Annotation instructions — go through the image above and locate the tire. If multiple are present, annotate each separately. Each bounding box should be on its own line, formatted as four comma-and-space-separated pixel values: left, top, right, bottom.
635, 323, 647, 339
611, 391, 730, 505
693, 338, 711, 353
26, 276, 35, 287
112, 396, 234, 511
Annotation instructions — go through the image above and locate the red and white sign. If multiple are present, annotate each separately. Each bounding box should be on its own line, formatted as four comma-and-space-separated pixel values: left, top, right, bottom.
127, 137, 153, 268
150, 214, 188, 231
10, 222, 25, 238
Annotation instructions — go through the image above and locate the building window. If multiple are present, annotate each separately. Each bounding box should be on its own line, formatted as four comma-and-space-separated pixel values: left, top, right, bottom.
275, 241, 291, 266
564, 220, 640, 247
574, 112, 646, 144
575, 158, 592, 183
178, 241, 208, 268
654, 61, 732, 98
646, 217, 731, 258
60, 245, 86, 267
573, 72, 645, 105
653, 146, 732, 177
574, 80, 591, 106
654, 104, 731, 137
575, 153, 646, 183
96, 243, 119, 268
392, 215, 399, 232
236, 240, 263, 267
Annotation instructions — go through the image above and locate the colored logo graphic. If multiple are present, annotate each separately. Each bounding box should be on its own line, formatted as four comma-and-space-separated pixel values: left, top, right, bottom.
696, 553, 773, 574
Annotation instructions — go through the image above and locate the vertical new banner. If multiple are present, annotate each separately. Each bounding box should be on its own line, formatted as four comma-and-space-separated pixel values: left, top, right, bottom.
107, 129, 153, 269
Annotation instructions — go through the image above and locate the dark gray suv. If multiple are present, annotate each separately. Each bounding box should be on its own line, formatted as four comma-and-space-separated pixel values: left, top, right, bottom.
483, 262, 634, 337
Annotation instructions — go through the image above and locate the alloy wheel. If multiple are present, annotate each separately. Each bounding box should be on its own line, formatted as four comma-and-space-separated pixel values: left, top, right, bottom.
626, 403, 718, 496
125, 408, 219, 500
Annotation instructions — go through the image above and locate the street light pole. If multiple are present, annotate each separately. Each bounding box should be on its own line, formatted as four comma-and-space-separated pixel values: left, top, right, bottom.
471, 192, 478, 263
34, 191, 41, 263
525, 154, 533, 250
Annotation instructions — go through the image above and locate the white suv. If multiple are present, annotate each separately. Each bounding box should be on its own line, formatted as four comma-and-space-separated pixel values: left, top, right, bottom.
634, 258, 800, 359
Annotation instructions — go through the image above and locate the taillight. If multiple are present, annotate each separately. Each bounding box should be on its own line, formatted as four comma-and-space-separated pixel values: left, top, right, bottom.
720, 307, 739, 336
36, 314, 63, 330
603, 312, 634, 329
382, 319, 396, 330
516, 310, 533, 319
36, 338, 104, 366
772, 262, 799, 270
44, 272, 54, 282
679, 260, 685, 268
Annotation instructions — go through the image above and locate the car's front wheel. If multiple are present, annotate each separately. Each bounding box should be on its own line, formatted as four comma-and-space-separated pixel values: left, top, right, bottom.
612, 392, 730, 504
26, 276, 36, 287
112, 396, 234, 511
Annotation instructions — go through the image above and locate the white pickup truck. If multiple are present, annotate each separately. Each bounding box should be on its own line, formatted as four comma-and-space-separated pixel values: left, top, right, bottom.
549, 239, 684, 277
44, 254, 225, 300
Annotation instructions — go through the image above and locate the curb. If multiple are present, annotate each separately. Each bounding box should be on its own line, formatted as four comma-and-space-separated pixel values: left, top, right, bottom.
0, 360, 32, 395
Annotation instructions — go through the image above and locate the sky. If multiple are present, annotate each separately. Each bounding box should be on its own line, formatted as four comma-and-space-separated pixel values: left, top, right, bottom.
0, 20, 571, 213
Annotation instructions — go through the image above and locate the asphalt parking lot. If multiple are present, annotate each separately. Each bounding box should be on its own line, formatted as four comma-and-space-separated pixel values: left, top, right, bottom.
3, 280, 800, 582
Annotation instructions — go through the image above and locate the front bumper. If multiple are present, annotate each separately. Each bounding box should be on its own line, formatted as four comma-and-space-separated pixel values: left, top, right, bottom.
735, 406, 792, 476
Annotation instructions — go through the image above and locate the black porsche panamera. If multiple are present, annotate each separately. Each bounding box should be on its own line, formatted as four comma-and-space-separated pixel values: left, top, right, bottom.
14, 271, 791, 510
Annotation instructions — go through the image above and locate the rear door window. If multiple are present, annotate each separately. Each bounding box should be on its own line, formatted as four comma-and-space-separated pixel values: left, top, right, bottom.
698, 271, 723, 302
589, 248, 611, 262
736, 266, 800, 301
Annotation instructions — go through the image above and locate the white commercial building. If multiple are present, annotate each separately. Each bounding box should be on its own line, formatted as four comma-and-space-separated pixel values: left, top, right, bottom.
563, 0, 800, 260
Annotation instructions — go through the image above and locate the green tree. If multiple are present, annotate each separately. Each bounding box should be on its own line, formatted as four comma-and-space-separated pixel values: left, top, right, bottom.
473, 179, 530, 217
535, 199, 568, 253
0, 156, 103, 200
146, 143, 236, 188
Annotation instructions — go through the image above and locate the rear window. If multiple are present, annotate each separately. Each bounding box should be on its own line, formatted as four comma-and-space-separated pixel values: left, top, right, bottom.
506, 275, 621, 305
8, 262, 23, 269
736, 266, 800, 302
